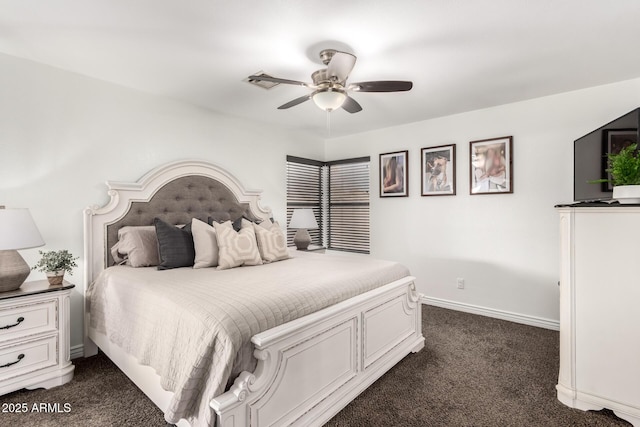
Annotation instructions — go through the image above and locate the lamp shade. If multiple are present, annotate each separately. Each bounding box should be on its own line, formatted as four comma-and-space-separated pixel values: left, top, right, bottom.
312, 89, 346, 111
288, 209, 318, 229
0, 208, 45, 251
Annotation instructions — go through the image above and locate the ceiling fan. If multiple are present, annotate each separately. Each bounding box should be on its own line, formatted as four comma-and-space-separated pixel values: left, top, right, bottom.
247, 49, 413, 113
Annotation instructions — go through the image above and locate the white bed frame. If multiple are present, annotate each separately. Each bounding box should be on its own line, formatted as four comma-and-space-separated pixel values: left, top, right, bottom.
83, 160, 424, 427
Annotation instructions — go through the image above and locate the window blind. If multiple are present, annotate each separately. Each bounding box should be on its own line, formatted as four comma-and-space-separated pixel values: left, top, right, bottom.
328, 159, 370, 253
286, 156, 323, 247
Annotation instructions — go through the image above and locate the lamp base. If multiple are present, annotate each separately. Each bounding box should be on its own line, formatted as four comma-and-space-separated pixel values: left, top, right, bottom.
0, 250, 30, 292
293, 229, 311, 250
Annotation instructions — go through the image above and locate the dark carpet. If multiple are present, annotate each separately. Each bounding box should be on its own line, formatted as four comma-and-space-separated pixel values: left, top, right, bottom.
0, 306, 630, 426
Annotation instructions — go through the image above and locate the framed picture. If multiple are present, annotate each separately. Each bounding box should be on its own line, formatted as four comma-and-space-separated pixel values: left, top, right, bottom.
421, 144, 456, 196
602, 129, 637, 191
469, 136, 513, 195
380, 150, 409, 197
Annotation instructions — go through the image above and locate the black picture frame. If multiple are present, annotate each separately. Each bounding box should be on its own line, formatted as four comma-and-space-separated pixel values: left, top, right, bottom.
421, 144, 456, 196
380, 150, 409, 197
469, 136, 513, 195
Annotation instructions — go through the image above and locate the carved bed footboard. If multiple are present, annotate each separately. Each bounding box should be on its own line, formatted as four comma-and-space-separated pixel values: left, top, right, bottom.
212, 276, 424, 427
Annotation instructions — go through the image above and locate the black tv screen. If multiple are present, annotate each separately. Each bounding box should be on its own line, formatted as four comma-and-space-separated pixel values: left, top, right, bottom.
574, 108, 639, 202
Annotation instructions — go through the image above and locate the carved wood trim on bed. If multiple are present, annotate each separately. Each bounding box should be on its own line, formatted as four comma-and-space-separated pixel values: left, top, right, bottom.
211, 276, 424, 427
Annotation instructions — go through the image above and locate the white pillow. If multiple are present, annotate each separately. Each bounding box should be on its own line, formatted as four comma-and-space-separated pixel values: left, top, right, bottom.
213, 219, 263, 270
253, 220, 289, 263
191, 218, 220, 269
110, 226, 159, 267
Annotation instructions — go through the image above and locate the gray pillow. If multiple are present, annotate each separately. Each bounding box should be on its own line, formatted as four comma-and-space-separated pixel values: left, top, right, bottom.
154, 218, 195, 270
209, 215, 245, 231
207, 212, 232, 224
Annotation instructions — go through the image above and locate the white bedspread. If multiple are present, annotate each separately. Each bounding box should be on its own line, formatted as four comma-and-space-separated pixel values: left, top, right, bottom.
88, 251, 410, 426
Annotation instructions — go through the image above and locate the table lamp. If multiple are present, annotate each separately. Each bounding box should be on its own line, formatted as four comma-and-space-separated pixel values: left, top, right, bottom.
0, 207, 45, 292
288, 208, 318, 250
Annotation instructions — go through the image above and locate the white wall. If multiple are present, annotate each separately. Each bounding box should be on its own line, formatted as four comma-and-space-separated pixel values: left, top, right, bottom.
325, 78, 640, 325
0, 54, 324, 352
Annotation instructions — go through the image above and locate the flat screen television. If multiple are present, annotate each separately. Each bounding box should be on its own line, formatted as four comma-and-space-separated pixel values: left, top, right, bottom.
574, 108, 639, 202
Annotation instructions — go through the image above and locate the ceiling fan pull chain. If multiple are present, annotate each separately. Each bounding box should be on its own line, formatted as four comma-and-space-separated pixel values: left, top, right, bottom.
326, 110, 331, 137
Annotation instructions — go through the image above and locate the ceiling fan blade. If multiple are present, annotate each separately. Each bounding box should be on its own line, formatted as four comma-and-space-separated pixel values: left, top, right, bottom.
348, 81, 413, 92
327, 51, 357, 83
248, 75, 309, 87
341, 96, 362, 114
278, 94, 312, 109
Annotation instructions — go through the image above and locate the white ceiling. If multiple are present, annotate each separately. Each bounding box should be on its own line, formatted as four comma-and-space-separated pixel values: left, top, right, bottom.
2, 0, 640, 138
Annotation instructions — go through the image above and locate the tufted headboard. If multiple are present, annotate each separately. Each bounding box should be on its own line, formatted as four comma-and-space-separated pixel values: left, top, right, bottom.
104, 175, 261, 267
84, 160, 272, 283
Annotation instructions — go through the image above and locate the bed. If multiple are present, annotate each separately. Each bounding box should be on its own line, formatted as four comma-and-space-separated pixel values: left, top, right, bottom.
83, 159, 424, 427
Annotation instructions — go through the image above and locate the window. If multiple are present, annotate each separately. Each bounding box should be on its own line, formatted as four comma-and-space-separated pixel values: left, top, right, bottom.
286, 156, 323, 247
328, 159, 370, 253
286, 156, 370, 254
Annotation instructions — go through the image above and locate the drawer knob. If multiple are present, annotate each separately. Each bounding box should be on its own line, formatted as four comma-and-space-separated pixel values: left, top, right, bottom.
0, 353, 25, 369
0, 316, 25, 330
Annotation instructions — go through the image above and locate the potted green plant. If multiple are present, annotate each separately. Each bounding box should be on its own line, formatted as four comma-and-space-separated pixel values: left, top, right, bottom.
610, 143, 640, 204
593, 143, 640, 204
32, 250, 78, 285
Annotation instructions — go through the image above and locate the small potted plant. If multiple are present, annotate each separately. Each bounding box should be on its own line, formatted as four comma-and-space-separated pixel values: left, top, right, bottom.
608, 143, 640, 203
32, 250, 78, 285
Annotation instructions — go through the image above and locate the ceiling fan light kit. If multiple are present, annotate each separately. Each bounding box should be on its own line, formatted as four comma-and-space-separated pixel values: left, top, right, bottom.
247, 48, 412, 114
312, 88, 346, 111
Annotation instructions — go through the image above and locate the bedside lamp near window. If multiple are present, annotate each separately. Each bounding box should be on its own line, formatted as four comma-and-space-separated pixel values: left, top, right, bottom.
0, 207, 45, 292
288, 208, 318, 250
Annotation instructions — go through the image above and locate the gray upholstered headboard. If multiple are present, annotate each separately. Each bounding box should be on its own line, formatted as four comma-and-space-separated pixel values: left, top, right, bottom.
105, 175, 261, 266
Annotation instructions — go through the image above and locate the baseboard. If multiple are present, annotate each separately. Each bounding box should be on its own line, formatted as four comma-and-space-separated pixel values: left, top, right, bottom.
421, 296, 559, 331
70, 344, 84, 360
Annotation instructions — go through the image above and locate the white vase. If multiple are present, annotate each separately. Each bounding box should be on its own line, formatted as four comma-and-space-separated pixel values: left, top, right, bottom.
46, 270, 65, 286
613, 185, 640, 204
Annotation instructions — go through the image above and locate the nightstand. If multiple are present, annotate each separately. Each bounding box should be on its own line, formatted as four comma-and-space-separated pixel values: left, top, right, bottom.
0, 280, 75, 396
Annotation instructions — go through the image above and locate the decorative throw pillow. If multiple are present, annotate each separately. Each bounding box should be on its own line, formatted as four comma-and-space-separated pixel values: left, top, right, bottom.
110, 226, 160, 267
154, 218, 195, 270
213, 220, 262, 270
253, 220, 290, 263
191, 218, 219, 269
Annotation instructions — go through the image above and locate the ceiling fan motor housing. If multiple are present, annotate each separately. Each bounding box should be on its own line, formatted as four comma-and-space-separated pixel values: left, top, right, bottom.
319, 49, 338, 66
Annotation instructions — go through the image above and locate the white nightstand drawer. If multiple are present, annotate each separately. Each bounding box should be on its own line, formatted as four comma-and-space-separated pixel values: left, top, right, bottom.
0, 336, 57, 381
0, 300, 57, 343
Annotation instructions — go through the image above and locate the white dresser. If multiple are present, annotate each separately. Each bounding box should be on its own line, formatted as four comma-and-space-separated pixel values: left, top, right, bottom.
557, 206, 640, 426
0, 280, 74, 396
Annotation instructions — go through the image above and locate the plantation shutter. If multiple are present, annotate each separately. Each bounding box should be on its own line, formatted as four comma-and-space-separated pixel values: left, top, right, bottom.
328, 158, 370, 253
286, 156, 323, 247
